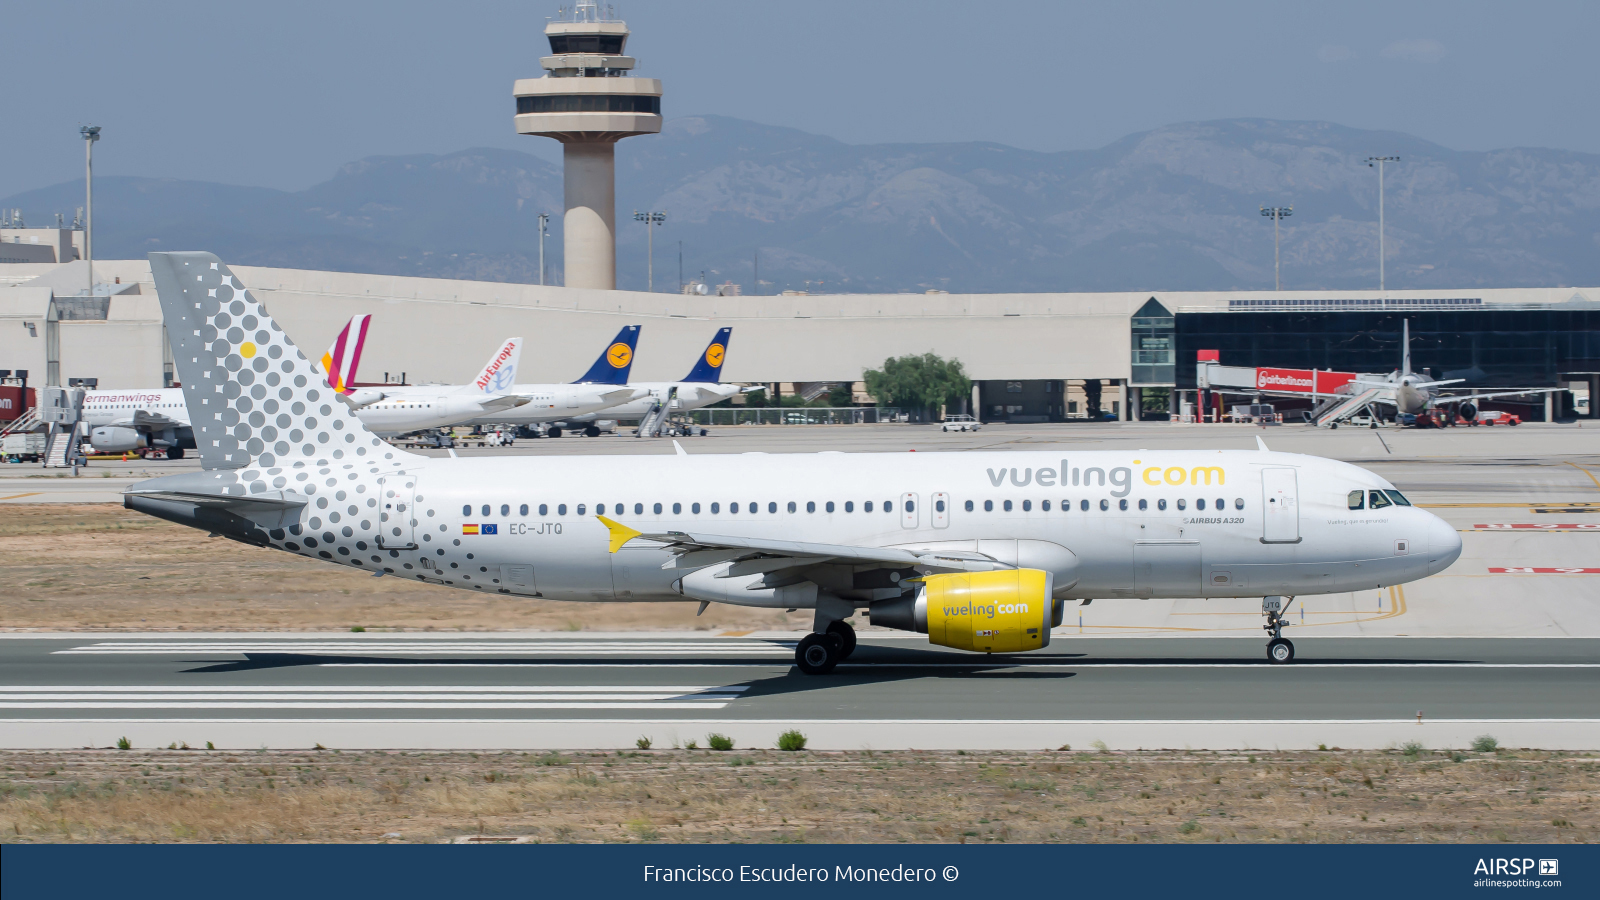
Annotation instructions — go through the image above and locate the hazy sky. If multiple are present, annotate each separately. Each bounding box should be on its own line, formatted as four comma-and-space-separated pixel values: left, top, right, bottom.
6, 0, 1597, 199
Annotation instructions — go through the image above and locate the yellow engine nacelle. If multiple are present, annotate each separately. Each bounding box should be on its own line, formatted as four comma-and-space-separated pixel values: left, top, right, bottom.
922, 568, 1054, 653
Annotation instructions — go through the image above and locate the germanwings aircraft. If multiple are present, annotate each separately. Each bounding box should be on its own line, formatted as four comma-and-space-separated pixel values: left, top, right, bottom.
81, 388, 194, 457
127, 253, 1461, 675
556, 327, 749, 430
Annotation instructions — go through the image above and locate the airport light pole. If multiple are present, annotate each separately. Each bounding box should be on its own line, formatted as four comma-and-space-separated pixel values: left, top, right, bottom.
81, 125, 100, 297
1260, 206, 1292, 291
537, 213, 549, 286
633, 210, 666, 292
1367, 156, 1399, 292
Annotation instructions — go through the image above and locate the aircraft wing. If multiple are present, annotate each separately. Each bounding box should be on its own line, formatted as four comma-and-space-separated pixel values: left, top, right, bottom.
131, 409, 184, 430
477, 394, 531, 412
1430, 388, 1562, 405
596, 515, 1007, 574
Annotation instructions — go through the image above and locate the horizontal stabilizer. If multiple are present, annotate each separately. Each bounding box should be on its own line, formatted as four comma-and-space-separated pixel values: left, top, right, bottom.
124, 488, 308, 510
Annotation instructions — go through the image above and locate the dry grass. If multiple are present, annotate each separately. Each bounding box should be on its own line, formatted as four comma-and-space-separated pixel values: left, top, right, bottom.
1, 747, 1594, 844
0, 504, 809, 632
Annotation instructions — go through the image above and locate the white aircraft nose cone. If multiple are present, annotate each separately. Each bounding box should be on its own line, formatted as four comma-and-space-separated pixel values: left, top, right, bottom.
1424, 512, 1462, 574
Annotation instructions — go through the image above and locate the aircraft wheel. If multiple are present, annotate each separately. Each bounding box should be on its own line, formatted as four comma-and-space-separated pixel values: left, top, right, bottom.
167, 447, 184, 460
1267, 638, 1295, 664
584, 425, 601, 438
795, 633, 840, 675
547, 427, 563, 439
825, 620, 857, 659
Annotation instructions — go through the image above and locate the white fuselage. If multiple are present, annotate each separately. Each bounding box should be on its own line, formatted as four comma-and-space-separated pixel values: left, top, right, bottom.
245, 448, 1459, 605
561, 382, 742, 423
458, 383, 645, 427
81, 388, 191, 428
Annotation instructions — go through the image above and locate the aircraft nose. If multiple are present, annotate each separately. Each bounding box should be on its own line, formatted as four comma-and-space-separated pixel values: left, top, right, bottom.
1423, 512, 1462, 574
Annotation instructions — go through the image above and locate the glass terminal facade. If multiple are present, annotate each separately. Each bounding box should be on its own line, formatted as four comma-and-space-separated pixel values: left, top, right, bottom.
1174, 307, 1600, 390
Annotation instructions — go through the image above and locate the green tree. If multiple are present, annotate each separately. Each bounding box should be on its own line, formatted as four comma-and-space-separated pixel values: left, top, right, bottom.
863, 353, 972, 422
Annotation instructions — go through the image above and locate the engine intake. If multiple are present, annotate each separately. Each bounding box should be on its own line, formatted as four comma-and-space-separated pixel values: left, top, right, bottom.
88, 426, 147, 453
870, 568, 1055, 653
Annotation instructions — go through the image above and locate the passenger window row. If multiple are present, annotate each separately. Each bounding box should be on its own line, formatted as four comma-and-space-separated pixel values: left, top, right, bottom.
964, 498, 1244, 512
460, 500, 912, 517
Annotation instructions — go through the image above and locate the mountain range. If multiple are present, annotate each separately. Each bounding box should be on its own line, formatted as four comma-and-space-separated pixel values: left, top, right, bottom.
6, 115, 1598, 293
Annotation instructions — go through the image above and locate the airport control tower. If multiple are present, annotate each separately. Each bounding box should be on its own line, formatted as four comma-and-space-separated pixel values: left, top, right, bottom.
514, 1, 662, 290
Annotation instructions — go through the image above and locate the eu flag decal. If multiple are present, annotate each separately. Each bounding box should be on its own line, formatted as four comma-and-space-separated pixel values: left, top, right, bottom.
481, 524, 498, 535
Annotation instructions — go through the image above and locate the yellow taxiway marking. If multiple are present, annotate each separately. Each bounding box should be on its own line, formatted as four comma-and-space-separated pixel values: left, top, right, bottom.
1567, 460, 1600, 492
0, 493, 42, 500
1422, 501, 1600, 508
717, 630, 756, 637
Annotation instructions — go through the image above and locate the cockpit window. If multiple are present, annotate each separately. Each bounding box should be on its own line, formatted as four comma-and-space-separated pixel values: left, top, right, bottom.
1348, 490, 1364, 510
1368, 490, 1393, 510
1384, 490, 1411, 506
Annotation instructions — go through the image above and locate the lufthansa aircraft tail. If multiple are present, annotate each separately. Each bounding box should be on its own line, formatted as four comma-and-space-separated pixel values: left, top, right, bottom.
460, 337, 522, 395
321, 314, 371, 395
680, 327, 732, 383
572, 325, 641, 385
147, 251, 418, 472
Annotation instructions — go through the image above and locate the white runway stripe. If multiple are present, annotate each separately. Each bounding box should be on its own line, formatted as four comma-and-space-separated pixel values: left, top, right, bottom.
0, 685, 748, 711
0, 685, 749, 693
55, 642, 792, 656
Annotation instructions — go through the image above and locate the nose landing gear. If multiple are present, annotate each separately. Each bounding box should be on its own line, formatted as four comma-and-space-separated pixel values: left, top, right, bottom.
1263, 595, 1295, 664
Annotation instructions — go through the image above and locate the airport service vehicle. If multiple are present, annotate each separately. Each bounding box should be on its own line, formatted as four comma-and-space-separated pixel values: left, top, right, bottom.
126, 253, 1463, 675
2, 432, 45, 462
941, 415, 981, 433
1476, 410, 1521, 426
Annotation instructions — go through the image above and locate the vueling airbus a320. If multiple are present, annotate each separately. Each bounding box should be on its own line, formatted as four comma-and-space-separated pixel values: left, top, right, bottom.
126, 253, 1461, 673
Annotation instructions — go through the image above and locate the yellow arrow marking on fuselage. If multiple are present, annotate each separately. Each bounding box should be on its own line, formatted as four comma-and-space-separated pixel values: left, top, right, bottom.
596, 515, 642, 553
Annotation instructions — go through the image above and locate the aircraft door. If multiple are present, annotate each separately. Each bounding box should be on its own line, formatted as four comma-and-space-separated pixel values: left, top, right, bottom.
1261, 467, 1300, 543
1134, 541, 1202, 597
900, 493, 919, 529
931, 492, 950, 528
377, 476, 417, 549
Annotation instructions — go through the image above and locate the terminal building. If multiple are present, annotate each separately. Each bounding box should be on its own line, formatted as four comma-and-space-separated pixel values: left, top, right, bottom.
2, 2, 1596, 424
2, 257, 1595, 422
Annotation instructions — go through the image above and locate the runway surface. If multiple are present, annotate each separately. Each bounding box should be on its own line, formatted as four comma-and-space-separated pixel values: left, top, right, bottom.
3, 633, 1597, 750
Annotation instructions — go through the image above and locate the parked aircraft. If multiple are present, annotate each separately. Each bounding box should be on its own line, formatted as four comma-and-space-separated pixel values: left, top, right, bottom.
550, 327, 749, 433
457, 326, 651, 437
1328, 321, 1559, 426
331, 323, 647, 436
127, 253, 1461, 675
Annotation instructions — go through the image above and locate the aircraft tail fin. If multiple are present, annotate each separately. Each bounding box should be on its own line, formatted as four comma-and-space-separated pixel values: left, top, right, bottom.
1402, 319, 1412, 376
321, 314, 370, 394
460, 337, 522, 394
148, 251, 418, 472
573, 325, 641, 385
680, 327, 732, 383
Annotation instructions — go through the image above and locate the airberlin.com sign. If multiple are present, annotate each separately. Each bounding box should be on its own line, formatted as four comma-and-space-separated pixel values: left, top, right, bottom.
1255, 367, 1356, 394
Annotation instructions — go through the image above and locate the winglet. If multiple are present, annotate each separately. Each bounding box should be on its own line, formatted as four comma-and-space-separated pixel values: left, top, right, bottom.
673, 440, 688, 456
597, 515, 643, 553
1255, 435, 1270, 452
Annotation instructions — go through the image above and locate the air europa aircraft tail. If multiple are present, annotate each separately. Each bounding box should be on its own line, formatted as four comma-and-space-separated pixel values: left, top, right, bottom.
573, 325, 641, 385
321, 314, 370, 395
147, 251, 417, 473
460, 337, 522, 394
680, 327, 732, 383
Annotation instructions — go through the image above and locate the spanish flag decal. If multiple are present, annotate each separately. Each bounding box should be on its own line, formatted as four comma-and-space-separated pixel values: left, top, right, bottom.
462, 524, 480, 535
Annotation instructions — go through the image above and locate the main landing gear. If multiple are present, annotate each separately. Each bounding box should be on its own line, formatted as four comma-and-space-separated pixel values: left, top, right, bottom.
1263, 595, 1295, 664
795, 620, 856, 675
